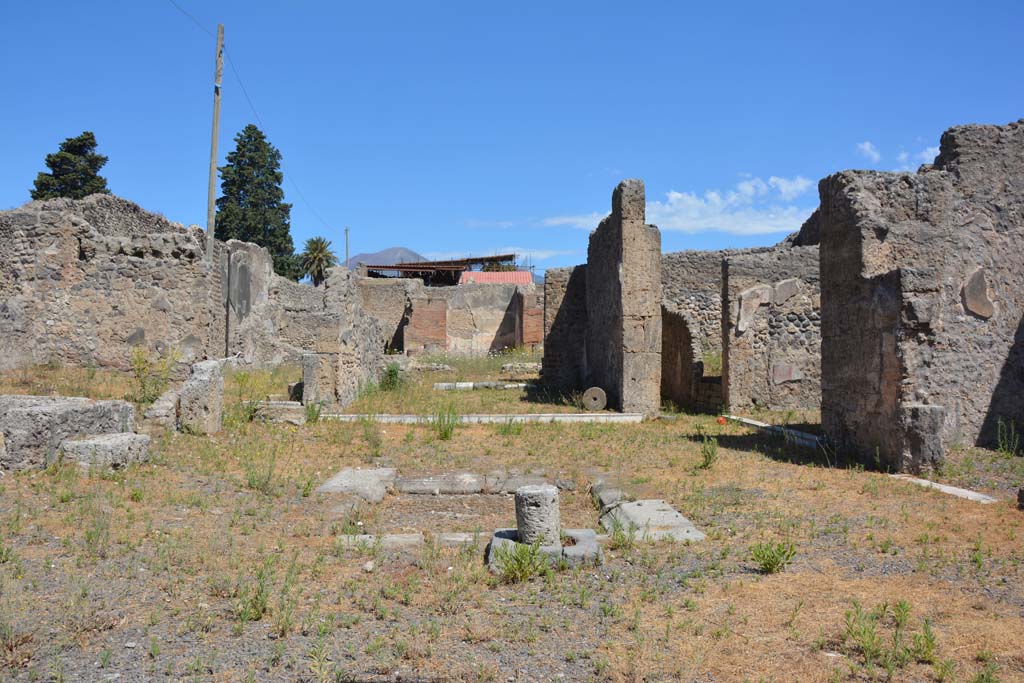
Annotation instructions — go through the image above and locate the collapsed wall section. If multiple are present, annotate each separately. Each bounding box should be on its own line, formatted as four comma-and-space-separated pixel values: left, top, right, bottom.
820, 119, 1024, 472
722, 246, 821, 411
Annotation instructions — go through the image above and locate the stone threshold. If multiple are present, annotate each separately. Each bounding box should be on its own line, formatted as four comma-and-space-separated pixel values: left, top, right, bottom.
723, 414, 822, 449
889, 474, 998, 504
321, 413, 643, 424
433, 381, 533, 391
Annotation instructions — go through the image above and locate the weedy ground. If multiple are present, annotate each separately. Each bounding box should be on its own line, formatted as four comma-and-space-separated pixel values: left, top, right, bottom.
0, 357, 1022, 682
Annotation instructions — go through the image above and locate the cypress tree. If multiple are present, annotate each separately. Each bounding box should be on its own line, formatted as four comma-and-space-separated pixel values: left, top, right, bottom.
31, 131, 111, 200
216, 124, 299, 279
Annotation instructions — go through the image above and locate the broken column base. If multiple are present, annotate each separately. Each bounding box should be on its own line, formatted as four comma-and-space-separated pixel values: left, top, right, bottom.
485, 528, 603, 572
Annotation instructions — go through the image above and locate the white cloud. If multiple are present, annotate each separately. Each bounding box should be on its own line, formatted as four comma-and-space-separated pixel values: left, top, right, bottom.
917, 146, 939, 162
541, 212, 605, 230
647, 189, 812, 235
767, 175, 813, 201
543, 175, 815, 236
894, 145, 941, 171
857, 141, 882, 163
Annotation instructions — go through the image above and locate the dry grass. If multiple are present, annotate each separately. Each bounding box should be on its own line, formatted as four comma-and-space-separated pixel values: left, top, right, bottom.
0, 365, 1021, 681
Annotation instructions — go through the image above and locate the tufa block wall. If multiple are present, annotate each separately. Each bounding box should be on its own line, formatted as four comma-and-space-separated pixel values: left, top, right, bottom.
542, 180, 661, 416
820, 119, 1024, 472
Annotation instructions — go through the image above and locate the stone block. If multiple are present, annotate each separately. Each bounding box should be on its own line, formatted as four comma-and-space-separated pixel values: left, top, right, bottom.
736, 285, 772, 334
178, 360, 224, 435
590, 482, 629, 511
302, 352, 337, 406
0, 395, 135, 470
962, 267, 995, 319
395, 472, 485, 495
60, 433, 151, 470
773, 278, 801, 304
255, 401, 306, 426
898, 403, 945, 473
144, 388, 180, 428
318, 467, 396, 503
771, 363, 804, 385
600, 499, 705, 542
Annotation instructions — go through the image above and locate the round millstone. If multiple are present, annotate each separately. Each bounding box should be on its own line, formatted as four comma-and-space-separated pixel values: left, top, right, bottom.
514, 484, 560, 546
582, 386, 607, 411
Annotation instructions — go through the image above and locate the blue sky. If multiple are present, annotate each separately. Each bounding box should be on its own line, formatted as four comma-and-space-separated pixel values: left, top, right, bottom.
2, 1, 1021, 273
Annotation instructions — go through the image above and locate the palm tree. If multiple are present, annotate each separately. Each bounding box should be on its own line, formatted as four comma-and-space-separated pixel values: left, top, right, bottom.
300, 236, 339, 286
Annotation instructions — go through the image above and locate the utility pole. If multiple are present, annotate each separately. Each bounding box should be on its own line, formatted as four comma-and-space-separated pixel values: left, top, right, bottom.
345, 226, 350, 269
206, 24, 224, 262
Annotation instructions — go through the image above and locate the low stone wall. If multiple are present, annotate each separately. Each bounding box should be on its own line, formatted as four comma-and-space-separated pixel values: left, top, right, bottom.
722, 246, 821, 411
820, 119, 1024, 472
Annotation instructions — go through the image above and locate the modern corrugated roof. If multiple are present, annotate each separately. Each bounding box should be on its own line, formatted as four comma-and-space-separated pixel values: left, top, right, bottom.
458, 270, 533, 285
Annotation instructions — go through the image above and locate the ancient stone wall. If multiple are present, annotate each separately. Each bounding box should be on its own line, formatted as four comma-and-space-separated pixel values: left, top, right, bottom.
0, 195, 226, 370
722, 246, 821, 411
541, 265, 588, 391
0, 194, 386, 408
820, 120, 1024, 472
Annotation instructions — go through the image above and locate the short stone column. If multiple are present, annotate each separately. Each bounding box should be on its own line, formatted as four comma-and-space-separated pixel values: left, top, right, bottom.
515, 484, 560, 546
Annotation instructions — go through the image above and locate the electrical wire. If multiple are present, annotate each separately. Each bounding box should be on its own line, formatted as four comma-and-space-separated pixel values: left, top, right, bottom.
165, 0, 333, 231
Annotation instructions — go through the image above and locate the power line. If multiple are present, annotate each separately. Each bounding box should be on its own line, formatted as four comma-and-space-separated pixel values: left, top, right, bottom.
164, 0, 333, 231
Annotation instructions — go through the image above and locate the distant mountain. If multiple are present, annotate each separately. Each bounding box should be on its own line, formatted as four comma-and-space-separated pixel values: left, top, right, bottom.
346, 246, 425, 269
533, 270, 544, 285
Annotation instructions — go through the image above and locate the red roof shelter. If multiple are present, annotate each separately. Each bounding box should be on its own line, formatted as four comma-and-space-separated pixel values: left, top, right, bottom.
458, 270, 533, 285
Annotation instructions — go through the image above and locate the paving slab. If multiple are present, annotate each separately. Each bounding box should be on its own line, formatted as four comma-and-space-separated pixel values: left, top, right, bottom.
395, 472, 485, 495
437, 532, 480, 546
317, 467, 396, 503
334, 533, 424, 550
433, 382, 531, 391
600, 499, 705, 542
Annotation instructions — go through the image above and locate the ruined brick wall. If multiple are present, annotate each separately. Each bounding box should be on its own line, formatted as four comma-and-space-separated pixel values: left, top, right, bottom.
820, 120, 1024, 472
520, 288, 544, 349
445, 284, 531, 354
584, 180, 662, 416
0, 194, 386, 407
404, 295, 448, 355
722, 246, 821, 411
542, 265, 588, 390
